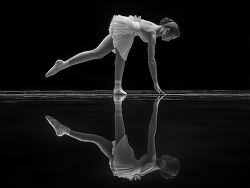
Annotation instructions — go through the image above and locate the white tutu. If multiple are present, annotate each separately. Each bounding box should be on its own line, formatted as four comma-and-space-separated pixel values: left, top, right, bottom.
109, 135, 140, 180
108, 14, 147, 61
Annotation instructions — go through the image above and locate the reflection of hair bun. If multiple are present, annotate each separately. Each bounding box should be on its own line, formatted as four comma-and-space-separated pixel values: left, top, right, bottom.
160, 17, 174, 25
159, 155, 181, 180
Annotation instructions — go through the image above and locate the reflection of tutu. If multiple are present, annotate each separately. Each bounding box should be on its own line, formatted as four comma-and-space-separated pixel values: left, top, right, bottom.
109, 135, 140, 180
108, 14, 143, 61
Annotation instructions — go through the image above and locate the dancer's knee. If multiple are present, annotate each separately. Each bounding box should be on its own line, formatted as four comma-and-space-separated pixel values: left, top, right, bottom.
92, 48, 108, 59
91, 49, 101, 59
115, 56, 125, 66
115, 49, 125, 64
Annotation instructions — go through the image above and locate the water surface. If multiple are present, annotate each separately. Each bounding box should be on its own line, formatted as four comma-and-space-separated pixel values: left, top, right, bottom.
1, 90, 250, 187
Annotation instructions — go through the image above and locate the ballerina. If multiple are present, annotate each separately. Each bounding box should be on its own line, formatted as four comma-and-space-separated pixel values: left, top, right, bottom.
45, 14, 180, 95
45, 95, 180, 181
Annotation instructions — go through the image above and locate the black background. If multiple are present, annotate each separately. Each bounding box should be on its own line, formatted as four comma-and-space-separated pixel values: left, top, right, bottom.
2, 0, 249, 90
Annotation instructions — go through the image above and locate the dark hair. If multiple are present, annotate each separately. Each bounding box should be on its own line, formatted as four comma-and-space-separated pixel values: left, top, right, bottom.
160, 17, 174, 25
160, 17, 180, 38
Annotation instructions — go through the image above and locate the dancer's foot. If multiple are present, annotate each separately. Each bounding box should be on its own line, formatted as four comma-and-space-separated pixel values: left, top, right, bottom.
45, 60, 68, 78
45, 115, 70, 136
113, 94, 127, 104
154, 83, 166, 95
113, 88, 127, 95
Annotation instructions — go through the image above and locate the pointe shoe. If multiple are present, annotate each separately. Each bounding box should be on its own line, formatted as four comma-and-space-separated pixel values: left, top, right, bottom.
113, 94, 127, 104
113, 88, 127, 95
45, 60, 67, 78
45, 115, 70, 136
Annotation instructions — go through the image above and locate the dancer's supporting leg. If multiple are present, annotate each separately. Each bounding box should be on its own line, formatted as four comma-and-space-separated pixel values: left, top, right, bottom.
45, 34, 114, 77
45, 115, 113, 159
113, 49, 127, 95
114, 96, 126, 143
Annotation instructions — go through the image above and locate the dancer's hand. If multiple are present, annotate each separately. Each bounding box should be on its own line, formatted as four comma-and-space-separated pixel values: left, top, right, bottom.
154, 82, 166, 95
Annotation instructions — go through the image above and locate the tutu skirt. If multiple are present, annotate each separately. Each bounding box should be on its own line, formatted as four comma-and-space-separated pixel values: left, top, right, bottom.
109, 135, 140, 179
108, 15, 142, 61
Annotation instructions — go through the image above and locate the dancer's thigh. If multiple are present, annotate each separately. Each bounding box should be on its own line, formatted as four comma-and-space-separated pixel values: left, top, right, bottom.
115, 49, 125, 64
93, 34, 114, 59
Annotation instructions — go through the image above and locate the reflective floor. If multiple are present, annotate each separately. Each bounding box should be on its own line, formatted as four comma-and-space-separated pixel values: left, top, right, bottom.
1, 90, 250, 187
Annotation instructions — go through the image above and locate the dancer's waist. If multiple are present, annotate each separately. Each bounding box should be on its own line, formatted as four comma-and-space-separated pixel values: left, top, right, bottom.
131, 20, 141, 36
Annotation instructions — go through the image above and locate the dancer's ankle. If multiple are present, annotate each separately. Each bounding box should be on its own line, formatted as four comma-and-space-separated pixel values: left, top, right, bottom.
114, 80, 122, 89
113, 88, 127, 95
65, 127, 71, 135
63, 60, 70, 68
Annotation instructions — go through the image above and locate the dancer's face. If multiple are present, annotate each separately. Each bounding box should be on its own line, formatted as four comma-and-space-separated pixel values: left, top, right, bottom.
161, 28, 175, 42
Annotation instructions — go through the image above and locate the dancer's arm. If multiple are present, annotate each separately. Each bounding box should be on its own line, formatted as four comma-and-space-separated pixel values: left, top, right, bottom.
138, 102, 158, 166
147, 34, 165, 94
147, 33, 158, 84
147, 100, 158, 161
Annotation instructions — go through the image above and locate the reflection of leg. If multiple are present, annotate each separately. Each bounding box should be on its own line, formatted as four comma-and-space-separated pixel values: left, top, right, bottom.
114, 49, 127, 95
114, 101, 125, 143
46, 115, 70, 136
45, 115, 112, 159
68, 130, 113, 159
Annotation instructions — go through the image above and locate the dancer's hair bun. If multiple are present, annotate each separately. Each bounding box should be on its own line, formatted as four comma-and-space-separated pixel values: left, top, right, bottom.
160, 17, 174, 25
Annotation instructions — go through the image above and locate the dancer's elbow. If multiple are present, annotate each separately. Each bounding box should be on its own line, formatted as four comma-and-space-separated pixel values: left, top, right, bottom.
148, 58, 156, 64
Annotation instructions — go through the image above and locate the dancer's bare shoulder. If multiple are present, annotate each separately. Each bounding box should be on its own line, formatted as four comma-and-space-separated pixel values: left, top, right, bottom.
140, 19, 156, 32
140, 19, 157, 41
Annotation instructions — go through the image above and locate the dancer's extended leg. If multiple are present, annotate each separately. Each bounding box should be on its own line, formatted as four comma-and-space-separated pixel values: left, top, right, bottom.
113, 49, 127, 95
45, 115, 70, 136
45, 34, 114, 77
45, 115, 113, 159
68, 130, 113, 159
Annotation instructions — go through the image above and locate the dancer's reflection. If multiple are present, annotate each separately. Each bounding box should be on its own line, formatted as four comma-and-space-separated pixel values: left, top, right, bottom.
45, 96, 180, 181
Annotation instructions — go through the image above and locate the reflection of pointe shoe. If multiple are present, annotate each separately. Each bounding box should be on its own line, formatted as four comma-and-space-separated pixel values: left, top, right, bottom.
113, 94, 127, 104
45, 115, 70, 136
45, 60, 67, 78
113, 88, 127, 95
